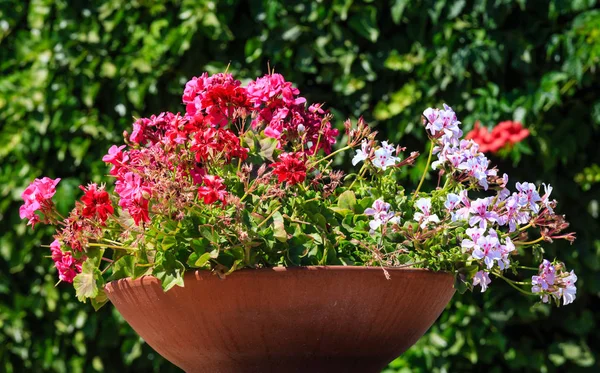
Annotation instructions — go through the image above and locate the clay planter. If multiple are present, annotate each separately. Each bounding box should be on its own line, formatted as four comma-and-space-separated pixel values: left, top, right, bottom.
104, 266, 455, 373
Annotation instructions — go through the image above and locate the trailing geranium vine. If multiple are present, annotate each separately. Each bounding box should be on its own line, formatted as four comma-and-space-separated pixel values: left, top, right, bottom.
20, 72, 577, 309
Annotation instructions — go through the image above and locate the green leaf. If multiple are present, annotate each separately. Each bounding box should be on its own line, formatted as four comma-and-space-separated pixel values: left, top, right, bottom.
329, 206, 352, 216
348, 7, 379, 42
272, 211, 287, 242
391, 0, 410, 24
191, 249, 218, 268
91, 289, 109, 311
109, 256, 134, 280
73, 260, 101, 302
259, 137, 278, 161
454, 275, 469, 294
338, 190, 356, 210
153, 252, 185, 292
161, 235, 177, 250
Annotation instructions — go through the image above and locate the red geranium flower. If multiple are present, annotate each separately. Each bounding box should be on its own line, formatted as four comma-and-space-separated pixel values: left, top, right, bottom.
198, 175, 227, 205
271, 152, 307, 185
466, 120, 529, 153
80, 183, 114, 223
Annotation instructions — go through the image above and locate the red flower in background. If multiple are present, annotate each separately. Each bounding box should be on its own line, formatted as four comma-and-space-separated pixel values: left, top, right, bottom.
466, 120, 529, 153
271, 152, 307, 185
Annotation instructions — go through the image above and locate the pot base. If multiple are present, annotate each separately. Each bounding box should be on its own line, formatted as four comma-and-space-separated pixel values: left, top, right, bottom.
105, 266, 455, 373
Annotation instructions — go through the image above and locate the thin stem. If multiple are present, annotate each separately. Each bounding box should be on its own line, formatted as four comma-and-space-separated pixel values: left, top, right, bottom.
348, 163, 368, 190
395, 260, 426, 269
311, 145, 351, 166
87, 243, 135, 251
101, 261, 115, 275
518, 222, 533, 232
412, 141, 435, 201
514, 236, 544, 246
256, 206, 282, 229
493, 271, 535, 295
517, 265, 540, 271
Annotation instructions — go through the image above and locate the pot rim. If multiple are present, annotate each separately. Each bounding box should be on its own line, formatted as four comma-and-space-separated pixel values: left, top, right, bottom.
105, 265, 454, 289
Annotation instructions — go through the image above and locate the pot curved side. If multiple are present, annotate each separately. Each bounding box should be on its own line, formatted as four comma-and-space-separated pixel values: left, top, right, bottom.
105, 266, 455, 373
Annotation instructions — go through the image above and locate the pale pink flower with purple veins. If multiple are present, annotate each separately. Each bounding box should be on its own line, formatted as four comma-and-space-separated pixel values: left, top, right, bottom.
531, 259, 556, 301
469, 198, 499, 229
423, 104, 462, 144
460, 227, 486, 253
559, 271, 577, 305
352, 140, 370, 166
423, 107, 439, 130
372, 141, 399, 170
497, 187, 511, 203
533, 262, 568, 304
444, 193, 461, 211
495, 172, 511, 202
431, 143, 450, 170
473, 271, 491, 292
446, 151, 465, 168
487, 230, 515, 270
458, 155, 492, 190
364, 199, 399, 231
498, 236, 515, 270
516, 182, 542, 213
471, 233, 501, 269
541, 183, 555, 215
497, 194, 530, 232
453, 190, 471, 221
532, 260, 577, 306
414, 198, 440, 228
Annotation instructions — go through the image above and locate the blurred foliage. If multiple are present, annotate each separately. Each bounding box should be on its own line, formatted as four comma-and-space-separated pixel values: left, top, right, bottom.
1, 0, 599, 372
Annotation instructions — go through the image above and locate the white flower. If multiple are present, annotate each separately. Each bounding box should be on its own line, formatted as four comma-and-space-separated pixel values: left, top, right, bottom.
372, 141, 399, 171
414, 198, 440, 228
352, 140, 370, 166
473, 271, 491, 292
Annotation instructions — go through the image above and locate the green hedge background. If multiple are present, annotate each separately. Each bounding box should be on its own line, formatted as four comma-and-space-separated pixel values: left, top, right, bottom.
1, 0, 599, 372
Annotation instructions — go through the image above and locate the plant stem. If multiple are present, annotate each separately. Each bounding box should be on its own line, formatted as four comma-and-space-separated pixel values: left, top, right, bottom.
412, 141, 435, 201
395, 260, 426, 269
494, 271, 535, 295
348, 163, 368, 190
517, 265, 540, 271
518, 222, 533, 232
87, 242, 135, 251
256, 206, 282, 229
101, 261, 115, 275
514, 236, 544, 246
311, 145, 351, 166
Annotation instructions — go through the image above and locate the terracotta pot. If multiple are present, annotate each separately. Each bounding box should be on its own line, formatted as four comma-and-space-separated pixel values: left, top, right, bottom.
105, 266, 455, 373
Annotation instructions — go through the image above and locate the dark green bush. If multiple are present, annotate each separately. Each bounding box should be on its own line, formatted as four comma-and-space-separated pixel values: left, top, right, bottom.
1, 0, 598, 372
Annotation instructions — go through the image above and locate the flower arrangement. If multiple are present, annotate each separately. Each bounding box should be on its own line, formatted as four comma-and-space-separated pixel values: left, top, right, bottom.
21, 72, 577, 310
